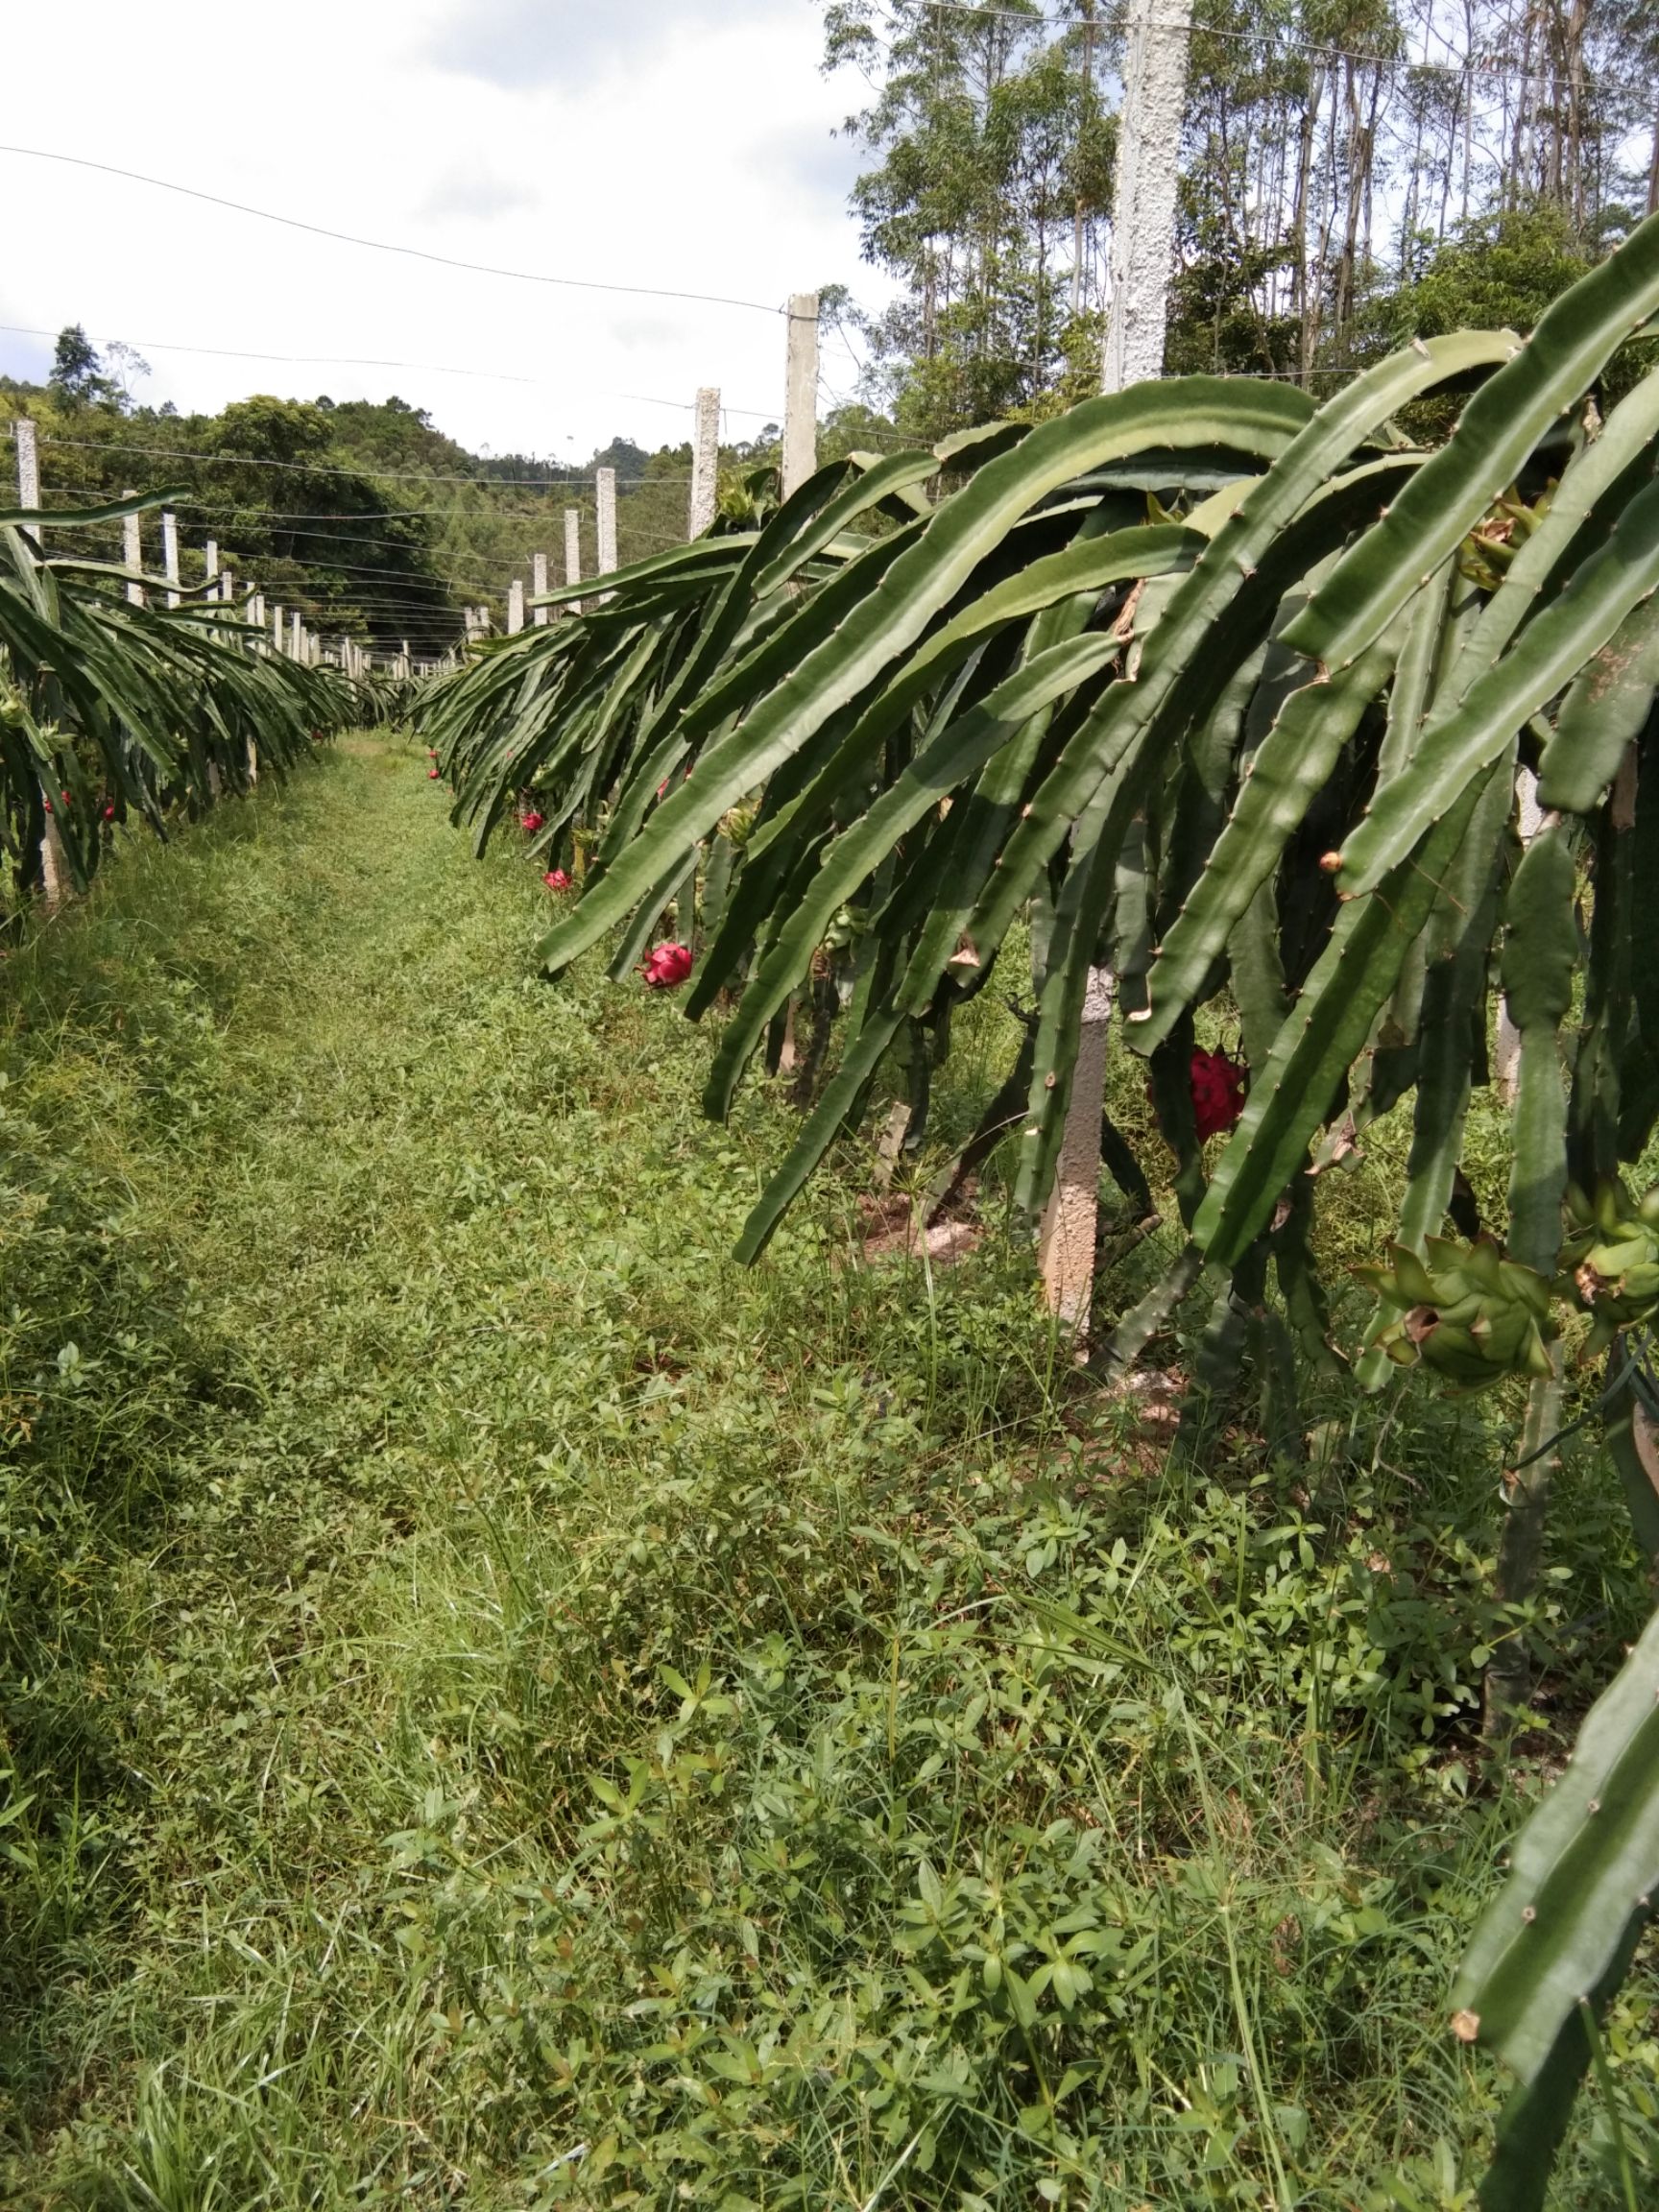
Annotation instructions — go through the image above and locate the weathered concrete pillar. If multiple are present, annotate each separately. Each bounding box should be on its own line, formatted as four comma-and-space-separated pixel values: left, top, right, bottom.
689, 386, 720, 537
1038, 967, 1116, 1340
12, 417, 39, 513
1495, 769, 1545, 1103
532, 550, 548, 625
15, 424, 66, 905
1102, 0, 1193, 395
123, 493, 145, 606
565, 506, 582, 614
781, 294, 819, 499
1030, 0, 1196, 1344
161, 511, 180, 609
596, 468, 617, 576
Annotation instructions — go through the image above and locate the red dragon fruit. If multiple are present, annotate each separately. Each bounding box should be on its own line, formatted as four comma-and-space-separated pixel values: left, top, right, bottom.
542, 868, 573, 892
639, 942, 693, 990
1188, 1048, 1247, 1140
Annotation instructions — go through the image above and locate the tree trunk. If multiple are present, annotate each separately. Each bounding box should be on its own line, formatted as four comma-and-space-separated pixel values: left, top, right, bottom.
1566, 0, 1589, 239
1292, 66, 1323, 383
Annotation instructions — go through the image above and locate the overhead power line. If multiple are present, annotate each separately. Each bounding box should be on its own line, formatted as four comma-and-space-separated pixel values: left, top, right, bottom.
0, 147, 784, 317
51, 484, 697, 522
619, 391, 781, 422
4, 324, 789, 422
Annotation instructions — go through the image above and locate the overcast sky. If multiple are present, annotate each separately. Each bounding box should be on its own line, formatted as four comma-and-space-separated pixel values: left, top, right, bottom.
1, 0, 881, 464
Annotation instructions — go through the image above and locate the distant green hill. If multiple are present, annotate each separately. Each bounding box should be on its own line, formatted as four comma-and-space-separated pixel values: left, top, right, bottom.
2, 345, 789, 658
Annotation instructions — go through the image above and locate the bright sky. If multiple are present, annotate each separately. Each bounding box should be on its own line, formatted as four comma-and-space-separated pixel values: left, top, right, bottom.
0, 0, 879, 465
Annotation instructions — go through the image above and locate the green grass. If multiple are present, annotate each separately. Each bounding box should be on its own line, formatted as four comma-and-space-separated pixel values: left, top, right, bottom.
1, 737, 1654, 2209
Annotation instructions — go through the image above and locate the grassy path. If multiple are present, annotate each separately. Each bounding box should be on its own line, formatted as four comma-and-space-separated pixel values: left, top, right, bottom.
0, 740, 1640, 2208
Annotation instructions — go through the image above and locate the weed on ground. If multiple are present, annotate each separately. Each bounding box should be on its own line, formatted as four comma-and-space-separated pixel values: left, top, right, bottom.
1, 738, 1653, 2208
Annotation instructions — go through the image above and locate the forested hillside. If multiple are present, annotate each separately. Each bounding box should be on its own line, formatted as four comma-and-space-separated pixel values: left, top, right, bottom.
0, 336, 805, 657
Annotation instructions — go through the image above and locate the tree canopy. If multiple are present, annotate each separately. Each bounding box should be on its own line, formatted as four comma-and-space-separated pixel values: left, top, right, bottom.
822, 0, 1659, 437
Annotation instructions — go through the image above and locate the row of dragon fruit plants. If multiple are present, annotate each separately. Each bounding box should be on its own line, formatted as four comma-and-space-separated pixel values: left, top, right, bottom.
410, 210, 1659, 2210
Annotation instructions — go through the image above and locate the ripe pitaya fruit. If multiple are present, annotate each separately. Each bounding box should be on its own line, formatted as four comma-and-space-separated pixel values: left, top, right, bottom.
639, 942, 693, 989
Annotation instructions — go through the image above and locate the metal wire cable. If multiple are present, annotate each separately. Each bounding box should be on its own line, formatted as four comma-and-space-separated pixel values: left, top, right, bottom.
0, 147, 785, 316
5, 324, 790, 421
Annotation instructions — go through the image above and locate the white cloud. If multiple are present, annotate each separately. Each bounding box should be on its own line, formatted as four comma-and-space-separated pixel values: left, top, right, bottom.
0, 0, 890, 483
426, 0, 780, 90
416, 168, 537, 222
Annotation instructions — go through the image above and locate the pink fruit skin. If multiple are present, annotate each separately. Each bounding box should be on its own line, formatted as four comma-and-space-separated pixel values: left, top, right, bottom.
640, 943, 693, 989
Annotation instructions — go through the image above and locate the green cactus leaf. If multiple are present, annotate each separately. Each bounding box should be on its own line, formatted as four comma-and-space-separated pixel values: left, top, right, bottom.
1193, 772, 1497, 1271
1538, 593, 1659, 815
538, 380, 1311, 976
1453, 1602, 1659, 2208
1132, 637, 1401, 1054
1338, 477, 1659, 899
702, 636, 1119, 1118
1286, 211, 1659, 673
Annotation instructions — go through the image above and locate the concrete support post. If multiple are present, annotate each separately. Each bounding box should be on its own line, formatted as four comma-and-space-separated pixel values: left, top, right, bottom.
12, 427, 55, 924
123, 493, 144, 606
1031, 0, 1194, 1346
290, 611, 302, 661
161, 511, 180, 609
273, 604, 284, 656
781, 293, 820, 499
204, 538, 219, 583
565, 506, 582, 614
37, 795, 66, 910
596, 468, 617, 577
15, 424, 64, 904
1038, 967, 1116, 1339
532, 550, 548, 625
689, 386, 720, 538
1495, 769, 1544, 1103
508, 577, 524, 635
12, 417, 40, 517
1101, 0, 1194, 396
